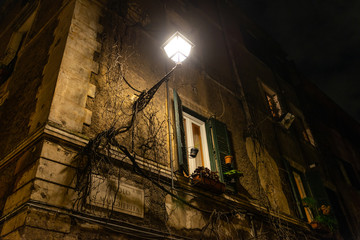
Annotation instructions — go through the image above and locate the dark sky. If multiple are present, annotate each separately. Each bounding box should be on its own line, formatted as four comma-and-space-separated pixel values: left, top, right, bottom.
235, 0, 360, 123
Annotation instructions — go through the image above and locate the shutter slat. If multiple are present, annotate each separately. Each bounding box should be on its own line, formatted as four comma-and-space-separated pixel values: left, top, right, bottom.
205, 118, 232, 183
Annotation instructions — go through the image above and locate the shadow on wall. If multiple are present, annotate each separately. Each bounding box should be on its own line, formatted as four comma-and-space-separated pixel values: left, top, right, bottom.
245, 137, 290, 214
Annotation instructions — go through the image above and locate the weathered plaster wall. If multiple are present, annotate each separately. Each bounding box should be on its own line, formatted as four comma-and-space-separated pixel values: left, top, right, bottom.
245, 138, 290, 214
165, 194, 253, 238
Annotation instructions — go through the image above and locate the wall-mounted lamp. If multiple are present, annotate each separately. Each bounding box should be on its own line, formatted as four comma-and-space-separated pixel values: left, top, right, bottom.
162, 31, 194, 64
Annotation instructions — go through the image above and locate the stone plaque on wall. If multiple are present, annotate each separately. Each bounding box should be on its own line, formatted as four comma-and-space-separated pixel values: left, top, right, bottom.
89, 175, 144, 218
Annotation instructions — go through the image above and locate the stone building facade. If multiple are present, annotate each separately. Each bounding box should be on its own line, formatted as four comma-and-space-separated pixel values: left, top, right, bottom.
297, 80, 360, 239
0, 0, 358, 239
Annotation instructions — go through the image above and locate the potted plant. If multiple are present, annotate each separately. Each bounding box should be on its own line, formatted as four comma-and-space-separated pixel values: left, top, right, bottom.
224, 169, 243, 177
190, 167, 225, 194
224, 169, 243, 183
302, 197, 338, 232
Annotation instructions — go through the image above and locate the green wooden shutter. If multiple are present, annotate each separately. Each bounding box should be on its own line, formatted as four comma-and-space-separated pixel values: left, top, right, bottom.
305, 169, 330, 205
205, 118, 232, 182
173, 90, 188, 175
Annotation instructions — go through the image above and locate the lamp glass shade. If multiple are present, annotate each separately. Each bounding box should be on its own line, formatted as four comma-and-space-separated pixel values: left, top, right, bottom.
163, 32, 194, 63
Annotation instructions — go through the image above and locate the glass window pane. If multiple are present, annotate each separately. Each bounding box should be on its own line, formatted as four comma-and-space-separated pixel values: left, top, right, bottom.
293, 171, 314, 222
192, 123, 204, 167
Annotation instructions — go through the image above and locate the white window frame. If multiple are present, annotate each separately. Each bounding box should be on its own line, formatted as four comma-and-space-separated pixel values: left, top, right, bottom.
183, 112, 211, 174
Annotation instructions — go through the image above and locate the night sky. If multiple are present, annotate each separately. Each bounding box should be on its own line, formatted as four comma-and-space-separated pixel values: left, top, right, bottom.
235, 0, 360, 123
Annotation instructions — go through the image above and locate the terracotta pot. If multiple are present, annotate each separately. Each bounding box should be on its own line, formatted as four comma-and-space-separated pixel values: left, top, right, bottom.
224, 155, 233, 165
310, 221, 319, 229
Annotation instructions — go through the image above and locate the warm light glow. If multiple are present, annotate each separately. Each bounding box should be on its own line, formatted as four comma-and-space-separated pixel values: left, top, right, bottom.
163, 32, 194, 63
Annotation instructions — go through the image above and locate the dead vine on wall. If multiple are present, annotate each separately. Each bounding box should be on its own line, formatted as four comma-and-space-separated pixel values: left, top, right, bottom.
72, 1, 309, 239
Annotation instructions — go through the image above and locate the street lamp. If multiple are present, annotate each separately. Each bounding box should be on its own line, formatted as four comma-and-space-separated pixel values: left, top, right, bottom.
162, 32, 194, 189
162, 31, 194, 64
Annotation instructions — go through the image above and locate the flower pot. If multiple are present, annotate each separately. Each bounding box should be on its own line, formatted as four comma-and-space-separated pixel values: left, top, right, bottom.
190, 147, 199, 158
192, 175, 225, 194
310, 221, 319, 229
224, 155, 233, 165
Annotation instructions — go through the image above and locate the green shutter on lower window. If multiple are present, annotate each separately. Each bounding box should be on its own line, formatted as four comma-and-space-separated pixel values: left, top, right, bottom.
173, 90, 188, 175
205, 118, 232, 182
305, 169, 330, 205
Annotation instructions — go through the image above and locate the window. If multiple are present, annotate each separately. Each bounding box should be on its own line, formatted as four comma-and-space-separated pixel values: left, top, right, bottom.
261, 83, 282, 119
173, 90, 232, 182
266, 93, 282, 118
183, 112, 211, 174
300, 121, 316, 146
293, 171, 314, 222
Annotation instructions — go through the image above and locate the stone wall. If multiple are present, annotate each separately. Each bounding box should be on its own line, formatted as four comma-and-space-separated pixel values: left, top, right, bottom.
0, 0, 331, 239
47, 0, 100, 133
